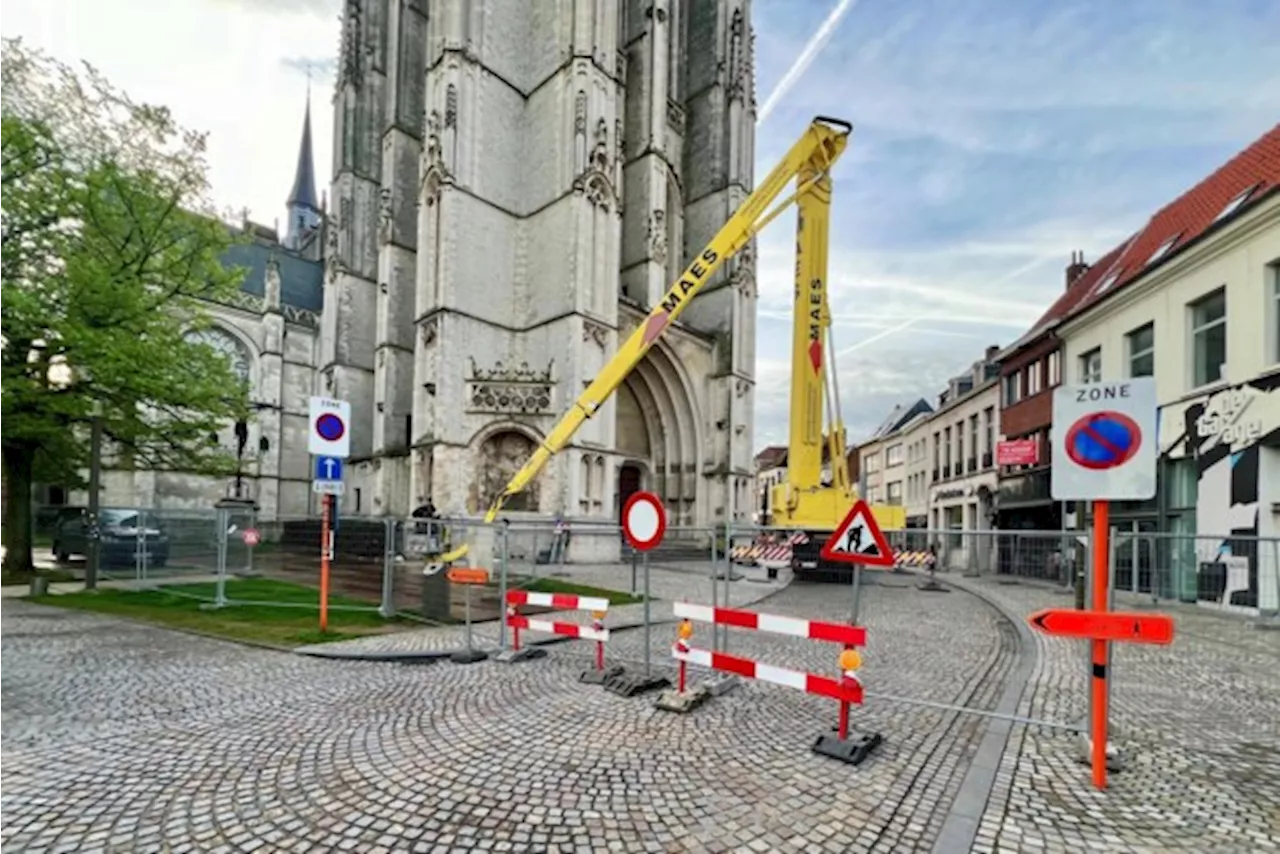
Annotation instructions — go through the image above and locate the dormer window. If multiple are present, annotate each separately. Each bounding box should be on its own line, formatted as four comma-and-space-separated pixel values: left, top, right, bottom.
1093, 270, 1120, 296
1146, 233, 1180, 267
1213, 185, 1257, 223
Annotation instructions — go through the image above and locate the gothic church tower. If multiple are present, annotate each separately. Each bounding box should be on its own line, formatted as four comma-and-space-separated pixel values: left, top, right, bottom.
322, 0, 758, 537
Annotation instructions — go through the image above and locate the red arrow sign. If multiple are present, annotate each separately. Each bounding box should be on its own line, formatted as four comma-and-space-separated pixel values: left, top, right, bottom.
1028, 608, 1174, 645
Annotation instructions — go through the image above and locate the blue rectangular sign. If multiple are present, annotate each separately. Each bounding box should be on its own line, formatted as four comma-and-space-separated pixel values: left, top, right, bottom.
314, 455, 344, 482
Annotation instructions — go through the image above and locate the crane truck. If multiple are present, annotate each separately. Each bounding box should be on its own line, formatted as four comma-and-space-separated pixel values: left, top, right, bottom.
433, 116, 905, 579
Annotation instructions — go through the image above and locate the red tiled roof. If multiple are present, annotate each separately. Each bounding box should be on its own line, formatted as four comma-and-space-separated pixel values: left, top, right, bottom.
1070, 122, 1280, 316
754, 445, 788, 469
1004, 122, 1280, 355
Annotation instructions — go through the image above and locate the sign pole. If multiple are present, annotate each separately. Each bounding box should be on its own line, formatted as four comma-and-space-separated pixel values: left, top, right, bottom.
1090, 498, 1111, 789
464, 581, 474, 654
320, 493, 332, 633
849, 563, 863, 625
643, 548, 652, 678
614, 491, 671, 696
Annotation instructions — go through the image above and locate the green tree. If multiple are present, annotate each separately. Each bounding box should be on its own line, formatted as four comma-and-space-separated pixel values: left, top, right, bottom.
2, 38, 251, 576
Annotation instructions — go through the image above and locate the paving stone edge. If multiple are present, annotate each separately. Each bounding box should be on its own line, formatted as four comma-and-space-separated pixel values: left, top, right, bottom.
927, 573, 1039, 854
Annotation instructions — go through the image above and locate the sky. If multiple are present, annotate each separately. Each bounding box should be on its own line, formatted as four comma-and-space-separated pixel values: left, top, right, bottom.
6, 0, 1280, 450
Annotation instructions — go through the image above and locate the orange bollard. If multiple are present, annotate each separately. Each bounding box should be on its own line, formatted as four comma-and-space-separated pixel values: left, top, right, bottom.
837, 648, 863, 740
676, 619, 694, 693
508, 605, 520, 651
591, 610, 607, 671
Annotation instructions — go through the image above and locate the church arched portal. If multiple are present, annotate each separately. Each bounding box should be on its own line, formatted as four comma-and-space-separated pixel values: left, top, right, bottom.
614, 345, 700, 525
472, 429, 538, 513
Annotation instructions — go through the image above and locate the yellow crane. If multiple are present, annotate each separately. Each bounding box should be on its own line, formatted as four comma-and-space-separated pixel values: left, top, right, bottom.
437, 116, 903, 571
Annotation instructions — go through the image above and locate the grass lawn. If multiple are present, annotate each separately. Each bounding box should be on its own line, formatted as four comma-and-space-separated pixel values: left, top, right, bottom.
28, 577, 409, 648
523, 576, 641, 606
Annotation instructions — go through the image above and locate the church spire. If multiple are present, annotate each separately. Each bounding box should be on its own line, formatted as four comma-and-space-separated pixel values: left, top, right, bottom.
285, 85, 322, 249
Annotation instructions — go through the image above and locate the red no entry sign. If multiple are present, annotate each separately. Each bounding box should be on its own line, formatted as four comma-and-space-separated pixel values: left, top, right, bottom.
622, 491, 666, 551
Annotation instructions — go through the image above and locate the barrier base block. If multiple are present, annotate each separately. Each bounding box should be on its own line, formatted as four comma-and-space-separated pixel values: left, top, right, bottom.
706, 675, 740, 696
604, 671, 671, 697
1074, 735, 1125, 772
493, 647, 549, 664
811, 729, 884, 766
654, 686, 711, 714
579, 664, 626, 685
450, 648, 490, 665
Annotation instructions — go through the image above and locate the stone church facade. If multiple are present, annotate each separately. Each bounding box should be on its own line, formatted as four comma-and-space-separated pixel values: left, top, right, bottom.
77, 0, 760, 529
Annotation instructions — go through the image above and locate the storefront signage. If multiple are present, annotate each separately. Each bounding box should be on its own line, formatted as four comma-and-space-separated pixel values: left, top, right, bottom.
1195, 388, 1263, 445
997, 439, 1040, 466
933, 487, 967, 501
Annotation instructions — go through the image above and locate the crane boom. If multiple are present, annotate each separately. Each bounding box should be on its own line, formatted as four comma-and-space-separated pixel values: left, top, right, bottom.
479, 117, 854, 526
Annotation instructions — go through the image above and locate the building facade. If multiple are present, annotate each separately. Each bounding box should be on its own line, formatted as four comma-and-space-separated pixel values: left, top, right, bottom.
328, 0, 759, 531
925, 356, 1001, 566
994, 251, 1099, 532
752, 445, 787, 525
58, 2, 760, 534
1057, 131, 1280, 613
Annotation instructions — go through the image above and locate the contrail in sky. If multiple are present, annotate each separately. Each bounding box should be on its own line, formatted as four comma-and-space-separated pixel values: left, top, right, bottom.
757, 0, 860, 125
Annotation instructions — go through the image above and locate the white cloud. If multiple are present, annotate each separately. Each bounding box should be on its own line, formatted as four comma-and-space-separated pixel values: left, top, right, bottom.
4, 0, 339, 228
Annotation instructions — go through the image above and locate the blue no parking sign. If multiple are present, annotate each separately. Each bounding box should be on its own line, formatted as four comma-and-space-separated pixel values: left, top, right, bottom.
1051, 378, 1157, 502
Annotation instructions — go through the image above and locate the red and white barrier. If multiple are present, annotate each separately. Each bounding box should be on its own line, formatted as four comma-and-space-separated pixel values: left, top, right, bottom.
669, 601, 867, 735
505, 590, 611, 670
673, 602, 866, 647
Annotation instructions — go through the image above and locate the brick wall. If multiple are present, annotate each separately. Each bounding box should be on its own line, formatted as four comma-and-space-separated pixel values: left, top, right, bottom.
1000, 334, 1061, 439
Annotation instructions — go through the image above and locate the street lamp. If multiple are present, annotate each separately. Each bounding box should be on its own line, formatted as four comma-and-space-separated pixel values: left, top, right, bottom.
40, 349, 103, 590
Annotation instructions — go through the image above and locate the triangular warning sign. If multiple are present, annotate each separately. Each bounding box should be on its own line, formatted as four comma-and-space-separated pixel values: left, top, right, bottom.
820, 499, 896, 567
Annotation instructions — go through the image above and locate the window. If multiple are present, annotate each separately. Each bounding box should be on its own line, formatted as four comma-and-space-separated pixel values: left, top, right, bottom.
1270, 262, 1280, 364
1146, 234, 1180, 267
943, 426, 952, 472
886, 443, 904, 466
968, 415, 978, 466
1047, 350, 1061, 386
1189, 288, 1226, 387
864, 452, 880, 473
1214, 185, 1256, 223
983, 407, 994, 465
1003, 372, 1022, 406
1126, 322, 1155, 378
1025, 361, 1042, 396
1093, 271, 1120, 296
887, 482, 902, 505
1078, 348, 1102, 384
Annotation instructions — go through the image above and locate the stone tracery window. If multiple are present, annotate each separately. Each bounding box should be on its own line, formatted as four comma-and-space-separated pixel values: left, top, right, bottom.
184, 326, 252, 385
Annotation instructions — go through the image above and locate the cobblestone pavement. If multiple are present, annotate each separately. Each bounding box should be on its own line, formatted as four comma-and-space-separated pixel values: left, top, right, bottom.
302, 560, 787, 657
2, 573, 1015, 854
944, 574, 1280, 854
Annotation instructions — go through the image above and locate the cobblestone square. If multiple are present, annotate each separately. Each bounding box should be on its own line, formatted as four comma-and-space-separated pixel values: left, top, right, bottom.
2, 568, 1276, 853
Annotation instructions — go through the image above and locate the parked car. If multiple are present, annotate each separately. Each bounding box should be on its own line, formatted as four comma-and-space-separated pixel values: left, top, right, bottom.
52, 508, 170, 568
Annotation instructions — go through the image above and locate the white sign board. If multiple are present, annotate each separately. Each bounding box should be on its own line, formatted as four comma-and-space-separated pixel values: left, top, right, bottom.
1051, 378, 1157, 502
308, 396, 351, 458
312, 480, 346, 496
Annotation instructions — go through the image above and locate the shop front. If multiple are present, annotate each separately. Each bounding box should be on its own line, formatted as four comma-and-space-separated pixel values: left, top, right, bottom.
931, 475, 998, 573
1156, 375, 1280, 613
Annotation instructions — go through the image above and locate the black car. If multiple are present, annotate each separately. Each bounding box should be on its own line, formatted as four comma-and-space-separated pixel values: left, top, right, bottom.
52, 508, 170, 568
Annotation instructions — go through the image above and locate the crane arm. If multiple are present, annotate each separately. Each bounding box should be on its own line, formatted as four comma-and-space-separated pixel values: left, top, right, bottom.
482, 117, 853, 525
